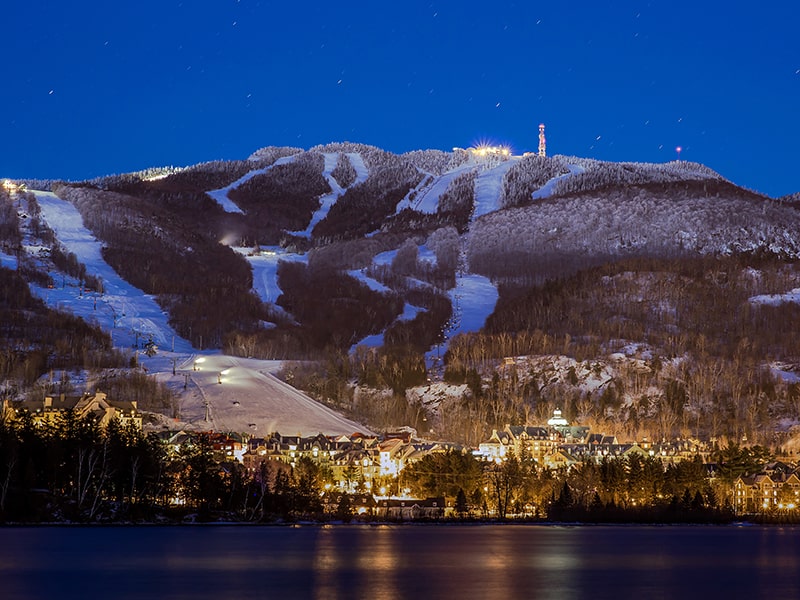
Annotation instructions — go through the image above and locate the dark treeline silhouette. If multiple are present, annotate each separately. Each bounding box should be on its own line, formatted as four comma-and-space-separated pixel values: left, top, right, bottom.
276, 261, 403, 350
482, 254, 800, 360
0, 415, 325, 523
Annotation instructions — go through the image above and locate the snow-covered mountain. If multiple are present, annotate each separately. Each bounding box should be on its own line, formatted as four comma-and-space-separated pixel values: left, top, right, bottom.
2, 143, 799, 438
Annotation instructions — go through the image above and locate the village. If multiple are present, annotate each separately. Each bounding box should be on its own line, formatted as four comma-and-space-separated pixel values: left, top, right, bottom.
5, 392, 798, 519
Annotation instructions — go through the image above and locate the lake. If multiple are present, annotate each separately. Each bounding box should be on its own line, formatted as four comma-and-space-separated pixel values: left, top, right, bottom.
1, 524, 798, 599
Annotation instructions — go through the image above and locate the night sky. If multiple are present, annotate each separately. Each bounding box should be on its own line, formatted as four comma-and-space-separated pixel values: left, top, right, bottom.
3, 1, 798, 197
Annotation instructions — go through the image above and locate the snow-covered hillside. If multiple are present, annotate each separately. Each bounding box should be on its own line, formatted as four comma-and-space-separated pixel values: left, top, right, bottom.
5, 142, 798, 440
4, 190, 371, 436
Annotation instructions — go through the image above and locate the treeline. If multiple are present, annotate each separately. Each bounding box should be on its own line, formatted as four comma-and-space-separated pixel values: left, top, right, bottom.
275, 261, 403, 350
550, 156, 725, 198
0, 188, 22, 248
468, 180, 800, 283
228, 152, 331, 244
400, 447, 747, 522
499, 154, 569, 208
402, 148, 469, 176
224, 262, 405, 359
385, 440, 729, 522
330, 152, 357, 188
0, 409, 768, 524
312, 156, 423, 242
54, 184, 266, 349
0, 414, 326, 523
279, 349, 428, 424
382, 169, 476, 236
439, 255, 800, 444
0, 266, 127, 388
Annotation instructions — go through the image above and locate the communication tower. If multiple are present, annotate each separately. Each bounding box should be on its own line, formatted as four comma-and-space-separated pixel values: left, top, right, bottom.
538, 123, 546, 157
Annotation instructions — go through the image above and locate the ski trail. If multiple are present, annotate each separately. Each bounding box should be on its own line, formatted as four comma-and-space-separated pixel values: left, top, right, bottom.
473, 159, 518, 218
397, 164, 475, 214
532, 164, 586, 199
346, 152, 369, 185
292, 152, 370, 238
33, 191, 194, 353
206, 155, 298, 214
291, 153, 343, 238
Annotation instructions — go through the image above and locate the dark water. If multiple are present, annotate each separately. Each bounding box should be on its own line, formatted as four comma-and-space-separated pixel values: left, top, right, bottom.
1, 524, 799, 599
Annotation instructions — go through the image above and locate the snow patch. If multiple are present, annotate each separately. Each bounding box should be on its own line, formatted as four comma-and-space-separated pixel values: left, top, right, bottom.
206, 155, 297, 214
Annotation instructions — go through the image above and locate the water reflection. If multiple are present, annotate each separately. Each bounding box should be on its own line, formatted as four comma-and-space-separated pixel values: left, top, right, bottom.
0, 525, 799, 599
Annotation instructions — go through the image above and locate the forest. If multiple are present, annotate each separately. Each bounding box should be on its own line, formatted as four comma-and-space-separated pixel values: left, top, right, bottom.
0, 410, 774, 524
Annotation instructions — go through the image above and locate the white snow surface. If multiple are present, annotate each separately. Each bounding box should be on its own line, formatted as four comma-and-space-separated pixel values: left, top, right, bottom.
532, 164, 586, 199
290, 152, 369, 238
346, 152, 369, 186
159, 355, 370, 436
473, 159, 519, 218
206, 155, 297, 214
32, 191, 194, 353
359, 248, 499, 357
347, 269, 391, 294
397, 164, 475, 214
426, 273, 498, 365
750, 288, 800, 306
233, 246, 307, 305
12, 191, 370, 436
291, 153, 344, 237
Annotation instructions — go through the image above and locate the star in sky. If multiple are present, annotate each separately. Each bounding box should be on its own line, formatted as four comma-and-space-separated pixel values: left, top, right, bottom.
1, 0, 798, 197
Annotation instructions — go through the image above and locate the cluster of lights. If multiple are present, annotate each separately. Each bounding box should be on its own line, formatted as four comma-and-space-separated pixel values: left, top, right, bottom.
469, 144, 511, 158
2, 179, 20, 192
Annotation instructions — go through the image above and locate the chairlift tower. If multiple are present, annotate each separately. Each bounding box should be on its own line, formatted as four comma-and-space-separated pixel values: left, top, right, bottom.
538, 123, 546, 157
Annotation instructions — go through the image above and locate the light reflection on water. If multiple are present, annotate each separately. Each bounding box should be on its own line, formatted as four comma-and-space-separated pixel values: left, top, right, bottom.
0, 525, 799, 599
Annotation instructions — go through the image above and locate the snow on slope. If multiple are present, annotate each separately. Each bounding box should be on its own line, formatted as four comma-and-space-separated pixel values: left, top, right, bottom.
158, 355, 370, 436
750, 288, 800, 306
346, 152, 369, 185
14, 191, 370, 436
33, 191, 194, 353
473, 159, 519, 218
355, 247, 499, 358
396, 163, 475, 214
293, 153, 344, 237
532, 164, 586, 199
233, 246, 307, 305
425, 273, 498, 367
206, 155, 297, 214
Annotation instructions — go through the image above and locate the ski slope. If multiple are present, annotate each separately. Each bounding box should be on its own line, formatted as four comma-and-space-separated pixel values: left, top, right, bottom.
159, 355, 370, 436
33, 191, 194, 353
9, 190, 371, 436
206, 155, 297, 214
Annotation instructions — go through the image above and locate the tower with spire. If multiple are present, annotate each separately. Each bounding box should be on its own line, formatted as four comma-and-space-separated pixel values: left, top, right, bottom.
538, 123, 546, 157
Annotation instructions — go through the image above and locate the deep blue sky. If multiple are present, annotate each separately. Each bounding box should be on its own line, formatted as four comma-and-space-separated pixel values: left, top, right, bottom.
3, 1, 798, 197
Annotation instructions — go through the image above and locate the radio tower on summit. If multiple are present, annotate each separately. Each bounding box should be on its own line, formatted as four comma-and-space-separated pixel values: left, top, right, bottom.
538, 123, 546, 157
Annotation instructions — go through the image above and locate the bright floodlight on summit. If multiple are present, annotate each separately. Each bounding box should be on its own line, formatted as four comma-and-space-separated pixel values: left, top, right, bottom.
468, 143, 512, 161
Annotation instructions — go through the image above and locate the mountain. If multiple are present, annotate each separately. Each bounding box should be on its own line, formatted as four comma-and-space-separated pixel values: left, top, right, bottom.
2, 144, 800, 444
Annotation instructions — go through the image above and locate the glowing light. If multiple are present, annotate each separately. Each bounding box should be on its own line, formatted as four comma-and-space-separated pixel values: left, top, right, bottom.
538, 123, 546, 157
468, 143, 512, 160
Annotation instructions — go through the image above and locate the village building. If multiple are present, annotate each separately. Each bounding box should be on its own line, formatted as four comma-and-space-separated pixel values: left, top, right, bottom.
734, 470, 800, 514
5, 391, 142, 430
